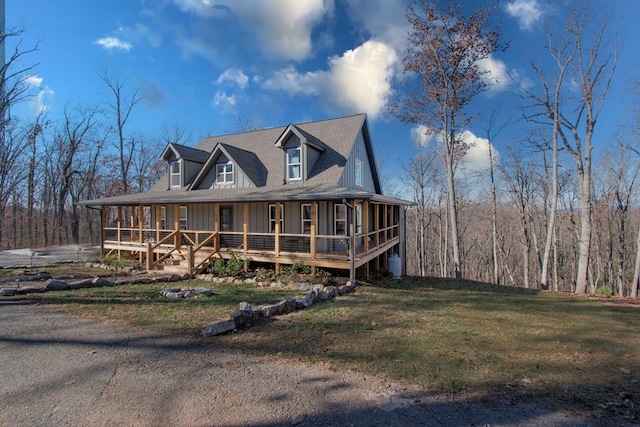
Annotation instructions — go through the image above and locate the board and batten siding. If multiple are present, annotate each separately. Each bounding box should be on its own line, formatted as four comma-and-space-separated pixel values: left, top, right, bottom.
147, 201, 349, 242
196, 154, 255, 190
338, 129, 376, 193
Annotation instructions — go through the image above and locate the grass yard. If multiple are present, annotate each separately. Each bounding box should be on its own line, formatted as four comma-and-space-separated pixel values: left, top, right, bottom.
14, 272, 640, 419
27, 281, 307, 337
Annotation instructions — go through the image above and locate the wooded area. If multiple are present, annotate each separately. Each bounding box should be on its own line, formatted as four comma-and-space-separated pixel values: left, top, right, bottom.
1, 1, 638, 296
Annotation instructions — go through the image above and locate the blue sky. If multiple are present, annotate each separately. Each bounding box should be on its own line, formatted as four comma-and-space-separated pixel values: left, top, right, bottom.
7, 0, 640, 195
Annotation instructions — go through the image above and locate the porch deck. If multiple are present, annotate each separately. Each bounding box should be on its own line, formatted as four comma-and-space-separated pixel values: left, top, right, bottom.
103, 224, 400, 275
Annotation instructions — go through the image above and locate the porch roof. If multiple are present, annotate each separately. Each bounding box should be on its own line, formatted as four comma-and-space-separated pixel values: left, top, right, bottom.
79, 183, 413, 207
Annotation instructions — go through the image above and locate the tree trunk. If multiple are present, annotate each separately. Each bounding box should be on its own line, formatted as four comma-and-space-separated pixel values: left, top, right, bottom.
630, 220, 640, 298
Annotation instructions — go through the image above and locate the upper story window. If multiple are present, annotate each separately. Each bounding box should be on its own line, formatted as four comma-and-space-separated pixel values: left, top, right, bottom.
170, 161, 181, 188
216, 161, 234, 184
287, 147, 302, 181
355, 159, 363, 187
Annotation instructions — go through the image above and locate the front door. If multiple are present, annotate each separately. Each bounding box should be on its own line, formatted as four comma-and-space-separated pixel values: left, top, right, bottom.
220, 206, 233, 231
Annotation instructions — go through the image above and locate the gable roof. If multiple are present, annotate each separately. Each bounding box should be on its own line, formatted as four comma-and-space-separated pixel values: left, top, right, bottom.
161, 143, 209, 163
81, 113, 412, 206
190, 142, 266, 189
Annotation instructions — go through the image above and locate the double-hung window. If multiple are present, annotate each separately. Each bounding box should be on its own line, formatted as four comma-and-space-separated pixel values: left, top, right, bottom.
269, 204, 284, 233
301, 204, 312, 234
287, 147, 302, 181
215, 162, 233, 184
179, 206, 188, 229
170, 161, 181, 188
160, 206, 166, 230
334, 204, 347, 235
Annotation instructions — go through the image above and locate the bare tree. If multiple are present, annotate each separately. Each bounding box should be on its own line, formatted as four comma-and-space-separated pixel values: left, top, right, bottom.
390, 0, 505, 279
98, 70, 146, 195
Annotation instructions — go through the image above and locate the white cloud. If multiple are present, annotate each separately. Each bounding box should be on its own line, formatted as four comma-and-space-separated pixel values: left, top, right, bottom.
262, 40, 398, 118
477, 55, 511, 92
263, 66, 325, 95
411, 125, 438, 148
343, 0, 410, 53
94, 36, 133, 51
25, 75, 43, 88
505, 0, 544, 30
215, 68, 249, 89
328, 40, 397, 118
212, 90, 236, 108
458, 130, 498, 174
31, 86, 54, 115
174, 0, 331, 61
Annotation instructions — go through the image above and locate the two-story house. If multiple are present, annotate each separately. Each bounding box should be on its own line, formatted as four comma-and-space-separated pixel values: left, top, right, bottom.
81, 113, 411, 278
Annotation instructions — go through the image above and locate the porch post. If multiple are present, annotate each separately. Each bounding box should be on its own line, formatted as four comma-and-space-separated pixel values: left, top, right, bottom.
349, 200, 356, 285
310, 201, 317, 276
155, 205, 161, 243
214, 203, 220, 252
130, 207, 135, 242
383, 204, 388, 243
174, 204, 180, 249
100, 206, 106, 258
138, 204, 143, 263
275, 202, 281, 274
243, 202, 249, 272
374, 203, 380, 271
117, 205, 122, 257
363, 201, 369, 254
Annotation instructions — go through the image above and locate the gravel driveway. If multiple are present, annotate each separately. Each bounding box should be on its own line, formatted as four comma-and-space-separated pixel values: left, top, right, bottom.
0, 300, 594, 426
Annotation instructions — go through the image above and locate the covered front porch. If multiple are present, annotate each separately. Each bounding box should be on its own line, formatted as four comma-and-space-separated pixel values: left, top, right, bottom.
99, 200, 404, 277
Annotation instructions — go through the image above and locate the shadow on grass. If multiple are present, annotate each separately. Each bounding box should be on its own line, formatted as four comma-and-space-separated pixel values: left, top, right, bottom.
370, 275, 541, 295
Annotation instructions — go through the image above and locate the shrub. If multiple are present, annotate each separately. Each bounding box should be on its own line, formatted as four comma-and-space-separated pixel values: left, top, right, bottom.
101, 254, 135, 270
207, 250, 248, 277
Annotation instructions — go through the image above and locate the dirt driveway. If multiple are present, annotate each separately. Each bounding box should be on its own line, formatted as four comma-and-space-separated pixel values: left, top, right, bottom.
0, 300, 593, 426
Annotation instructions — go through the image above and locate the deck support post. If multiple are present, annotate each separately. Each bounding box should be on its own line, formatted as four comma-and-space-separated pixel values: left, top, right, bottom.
310, 201, 317, 276
174, 204, 180, 249
146, 242, 153, 272
275, 202, 281, 274
117, 206, 122, 257
100, 206, 106, 258
138, 204, 144, 263
214, 203, 220, 252
243, 202, 249, 272
187, 245, 194, 277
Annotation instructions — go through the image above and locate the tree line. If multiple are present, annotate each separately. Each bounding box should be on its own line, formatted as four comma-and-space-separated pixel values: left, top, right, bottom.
391, 1, 639, 296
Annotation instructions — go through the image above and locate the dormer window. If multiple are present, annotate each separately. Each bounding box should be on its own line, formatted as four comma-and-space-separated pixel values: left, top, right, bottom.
216, 161, 234, 184
170, 161, 181, 188
287, 147, 302, 181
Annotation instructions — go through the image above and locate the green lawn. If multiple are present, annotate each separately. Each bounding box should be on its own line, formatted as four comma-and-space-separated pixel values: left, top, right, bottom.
17, 274, 640, 419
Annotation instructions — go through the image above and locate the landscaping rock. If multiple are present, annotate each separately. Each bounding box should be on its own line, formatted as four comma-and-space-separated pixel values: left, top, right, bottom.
92, 277, 114, 287
230, 309, 253, 328
168, 274, 183, 282
239, 302, 252, 311
0, 288, 16, 296
44, 279, 69, 291
202, 320, 236, 336
15, 286, 45, 294
68, 279, 93, 289
283, 297, 297, 313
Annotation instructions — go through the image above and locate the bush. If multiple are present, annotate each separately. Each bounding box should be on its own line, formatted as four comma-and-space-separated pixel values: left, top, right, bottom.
101, 254, 136, 270
207, 250, 248, 277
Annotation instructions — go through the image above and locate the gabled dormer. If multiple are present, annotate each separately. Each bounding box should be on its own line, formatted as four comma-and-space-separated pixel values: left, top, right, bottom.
190, 142, 266, 190
275, 125, 325, 184
338, 116, 382, 194
160, 143, 209, 190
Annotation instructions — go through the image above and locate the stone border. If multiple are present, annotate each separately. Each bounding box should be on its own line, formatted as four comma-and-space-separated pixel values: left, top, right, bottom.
201, 280, 356, 337
0, 273, 189, 296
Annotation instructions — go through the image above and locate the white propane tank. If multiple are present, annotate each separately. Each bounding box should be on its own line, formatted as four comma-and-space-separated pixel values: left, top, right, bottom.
388, 254, 402, 279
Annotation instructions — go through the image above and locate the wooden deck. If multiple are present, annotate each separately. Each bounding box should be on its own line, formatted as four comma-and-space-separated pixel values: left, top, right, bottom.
102, 225, 400, 275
